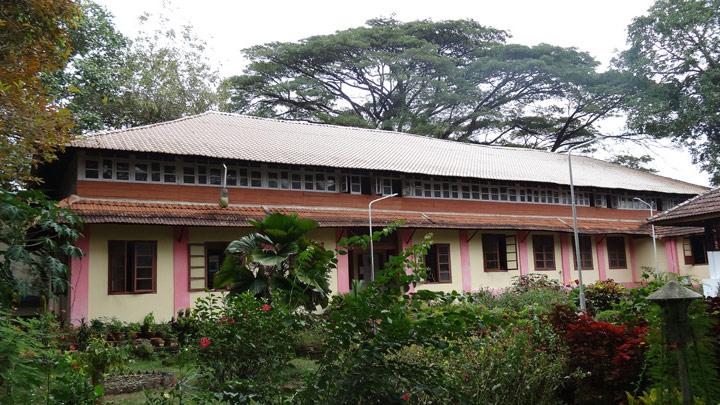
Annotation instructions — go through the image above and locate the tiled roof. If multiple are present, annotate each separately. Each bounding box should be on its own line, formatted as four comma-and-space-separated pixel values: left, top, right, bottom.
654, 226, 704, 238
71, 112, 706, 195
649, 187, 720, 225
62, 197, 651, 235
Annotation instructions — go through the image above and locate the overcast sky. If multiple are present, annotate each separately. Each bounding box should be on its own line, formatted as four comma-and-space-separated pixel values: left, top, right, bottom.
96, 0, 711, 187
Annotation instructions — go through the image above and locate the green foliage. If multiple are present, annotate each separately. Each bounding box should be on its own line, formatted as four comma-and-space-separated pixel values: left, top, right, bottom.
0, 0, 77, 187
50, 1, 219, 133
0, 189, 83, 307
610, 154, 658, 173
222, 18, 642, 151
620, 0, 720, 184
0, 312, 98, 404
192, 292, 295, 400
216, 213, 337, 310
82, 337, 129, 385
580, 279, 628, 315
645, 299, 720, 403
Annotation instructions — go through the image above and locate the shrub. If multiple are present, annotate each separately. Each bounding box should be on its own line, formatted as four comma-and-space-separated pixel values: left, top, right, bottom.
509, 273, 564, 293
492, 287, 570, 315
193, 292, 295, 393
552, 310, 648, 404
580, 279, 627, 315
82, 337, 129, 385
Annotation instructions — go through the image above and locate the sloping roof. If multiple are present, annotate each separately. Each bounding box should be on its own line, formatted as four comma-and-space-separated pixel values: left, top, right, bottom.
62, 197, 651, 235
649, 187, 720, 226
70, 112, 706, 195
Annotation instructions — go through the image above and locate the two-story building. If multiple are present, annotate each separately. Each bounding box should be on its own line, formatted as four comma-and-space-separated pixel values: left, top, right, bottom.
39, 112, 710, 323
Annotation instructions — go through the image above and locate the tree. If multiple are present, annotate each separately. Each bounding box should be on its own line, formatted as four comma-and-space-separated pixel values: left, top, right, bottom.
0, 189, 82, 308
51, 2, 219, 133
215, 213, 336, 310
0, 0, 78, 187
221, 18, 642, 151
609, 154, 658, 173
620, 0, 720, 184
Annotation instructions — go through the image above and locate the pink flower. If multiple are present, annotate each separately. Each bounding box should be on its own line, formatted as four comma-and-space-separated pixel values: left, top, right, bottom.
401, 392, 410, 401
261, 304, 271, 312
199, 337, 212, 348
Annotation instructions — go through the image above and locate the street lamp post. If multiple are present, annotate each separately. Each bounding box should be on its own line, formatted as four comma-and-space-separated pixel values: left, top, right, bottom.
634, 197, 658, 274
368, 193, 398, 281
567, 140, 596, 313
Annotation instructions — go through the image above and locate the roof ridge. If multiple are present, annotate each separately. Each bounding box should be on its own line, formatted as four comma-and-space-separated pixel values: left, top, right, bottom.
202, 112, 704, 187
81, 112, 215, 139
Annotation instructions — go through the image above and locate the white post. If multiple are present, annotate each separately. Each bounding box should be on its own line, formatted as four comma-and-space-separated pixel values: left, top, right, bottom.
368, 193, 398, 281
634, 197, 658, 274
567, 140, 596, 313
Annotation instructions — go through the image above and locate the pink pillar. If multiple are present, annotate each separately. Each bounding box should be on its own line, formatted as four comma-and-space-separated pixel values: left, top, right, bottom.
459, 230, 472, 292
560, 234, 572, 285
629, 238, 638, 283
173, 227, 190, 313
335, 228, 350, 293
595, 237, 608, 281
517, 231, 529, 276
399, 228, 415, 293
664, 238, 679, 274
69, 228, 90, 325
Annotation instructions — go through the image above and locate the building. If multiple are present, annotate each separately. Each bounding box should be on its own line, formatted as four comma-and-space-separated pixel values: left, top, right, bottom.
650, 187, 720, 296
39, 112, 710, 323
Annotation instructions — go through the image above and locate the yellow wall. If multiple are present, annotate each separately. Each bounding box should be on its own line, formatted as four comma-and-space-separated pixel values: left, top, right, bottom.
675, 238, 710, 281
526, 232, 564, 281
470, 231, 518, 290
87, 224, 175, 322
84, 223, 676, 322
412, 229, 463, 293
604, 235, 634, 283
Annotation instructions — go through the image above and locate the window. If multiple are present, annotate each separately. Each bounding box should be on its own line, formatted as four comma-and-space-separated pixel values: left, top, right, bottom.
116, 162, 129, 180
205, 243, 227, 290
483, 234, 507, 271
108, 241, 156, 294
85, 160, 99, 179
134, 163, 148, 181
250, 171, 262, 187
425, 244, 451, 283
606, 236, 627, 269
102, 159, 113, 179
683, 235, 708, 265
163, 165, 176, 183
183, 167, 195, 184
533, 235, 556, 270
572, 235, 594, 270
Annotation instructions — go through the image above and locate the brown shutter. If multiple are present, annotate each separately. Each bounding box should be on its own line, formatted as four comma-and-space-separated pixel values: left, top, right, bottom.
505, 235, 518, 270
682, 238, 694, 265
188, 243, 207, 291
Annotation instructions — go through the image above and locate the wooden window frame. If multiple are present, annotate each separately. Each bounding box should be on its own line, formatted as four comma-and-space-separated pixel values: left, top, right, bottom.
532, 235, 556, 271
684, 235, 708, 265
482, 234, 507, 272
606, 236, 628, 269
107, 240, 157, 295
425, 243, 452, 283
572, 235, 594, 270
204, 242, 229, 291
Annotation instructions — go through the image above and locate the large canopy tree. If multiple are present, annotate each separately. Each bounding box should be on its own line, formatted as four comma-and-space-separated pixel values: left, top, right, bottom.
222, 18, 644, 151
0, 0, 78, 187
620, 0, 720, 184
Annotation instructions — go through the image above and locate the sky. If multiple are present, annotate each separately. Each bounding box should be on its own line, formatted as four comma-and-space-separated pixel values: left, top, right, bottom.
96, 0, 711, 187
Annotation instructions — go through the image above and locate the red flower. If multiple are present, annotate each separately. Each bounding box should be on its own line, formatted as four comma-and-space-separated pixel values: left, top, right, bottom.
401, 392, 410, 401
199, 337, 212, 348
261, 304, 271, 312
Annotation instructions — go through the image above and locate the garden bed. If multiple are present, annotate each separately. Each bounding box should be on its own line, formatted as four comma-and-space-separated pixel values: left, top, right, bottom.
103, 372, 176, 395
